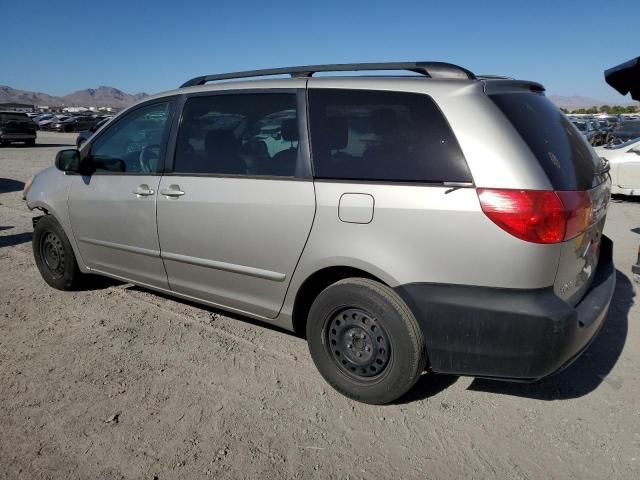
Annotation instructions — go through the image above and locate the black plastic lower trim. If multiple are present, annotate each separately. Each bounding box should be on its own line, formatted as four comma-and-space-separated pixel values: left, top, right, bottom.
395, 236, 615, 380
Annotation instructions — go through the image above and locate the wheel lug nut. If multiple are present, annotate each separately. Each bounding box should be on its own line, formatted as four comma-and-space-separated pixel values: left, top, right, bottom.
347, 343, 352, 349
365, 346, 371, 352
356, 352, 362, 358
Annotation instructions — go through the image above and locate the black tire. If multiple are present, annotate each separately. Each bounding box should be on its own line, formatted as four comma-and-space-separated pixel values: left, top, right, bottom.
26, 138, 35, 147
33, 215, 84, 290
65, 125, 73, 133
306, 277, 427, 404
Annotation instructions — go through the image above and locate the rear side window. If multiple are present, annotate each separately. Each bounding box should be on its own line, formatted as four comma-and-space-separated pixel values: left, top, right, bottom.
490, 93, 599, 190
174, 93, 299, 177
308, 89, 471, 183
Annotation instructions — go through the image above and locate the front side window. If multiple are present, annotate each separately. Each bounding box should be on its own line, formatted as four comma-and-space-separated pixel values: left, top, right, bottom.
308, 89, 471, 183
89, 101, 172, 173
174, 93, 299, 176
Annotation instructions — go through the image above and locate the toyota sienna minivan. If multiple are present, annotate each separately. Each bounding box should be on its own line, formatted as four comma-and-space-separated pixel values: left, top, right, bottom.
25, 62, 615, 404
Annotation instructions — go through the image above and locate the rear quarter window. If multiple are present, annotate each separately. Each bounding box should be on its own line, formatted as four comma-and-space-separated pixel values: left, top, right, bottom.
308, 89, 472, 183
490, 92, 599, 190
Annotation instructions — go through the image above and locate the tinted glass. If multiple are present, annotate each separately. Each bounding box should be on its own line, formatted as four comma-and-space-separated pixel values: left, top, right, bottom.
0, 113, 29, 123
308, 89, 471, 183
614, 121, 640, 135
174, 93, 299, 176
490, 92, 599, 190
90, 101, 172, 173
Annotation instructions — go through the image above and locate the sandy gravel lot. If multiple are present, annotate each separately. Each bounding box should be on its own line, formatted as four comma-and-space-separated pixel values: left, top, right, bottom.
1, 131, 639, 479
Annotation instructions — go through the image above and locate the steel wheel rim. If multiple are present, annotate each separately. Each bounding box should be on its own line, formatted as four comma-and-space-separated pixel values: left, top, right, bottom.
326, 308, 391, 379
40, 231, 65, 279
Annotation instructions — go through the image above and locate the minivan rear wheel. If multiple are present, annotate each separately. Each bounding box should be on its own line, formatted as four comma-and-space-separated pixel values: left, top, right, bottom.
306, 278, 427, 404
33, 215, 84, 290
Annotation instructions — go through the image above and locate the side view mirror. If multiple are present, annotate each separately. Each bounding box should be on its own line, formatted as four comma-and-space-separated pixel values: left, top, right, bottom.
55, 149, 81, 173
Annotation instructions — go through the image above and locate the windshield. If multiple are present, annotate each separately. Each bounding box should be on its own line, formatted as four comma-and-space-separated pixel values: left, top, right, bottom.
573, 122, 587, 132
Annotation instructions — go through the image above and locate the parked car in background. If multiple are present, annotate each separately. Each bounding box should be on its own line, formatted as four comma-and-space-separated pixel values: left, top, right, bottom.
38, 115, 70, 130
571, 119, 606, 146
608, 120, 640, 144
76, 117, 111, 147
25, 61, 615, 404
597, 115, 621, 128
595, 138, 640, 196
47, 116, 101, 133
34, 113, 55, 124
604, 56, 640, 283
0, 111, 37, 146
593, 119, 612, 133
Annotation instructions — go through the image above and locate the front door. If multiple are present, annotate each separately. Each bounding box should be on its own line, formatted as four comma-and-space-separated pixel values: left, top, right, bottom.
156, 91, 315, 318
68, 100, 175, 288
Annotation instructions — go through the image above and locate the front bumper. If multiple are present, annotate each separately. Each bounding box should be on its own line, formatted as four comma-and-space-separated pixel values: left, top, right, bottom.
396, 236, 616, 380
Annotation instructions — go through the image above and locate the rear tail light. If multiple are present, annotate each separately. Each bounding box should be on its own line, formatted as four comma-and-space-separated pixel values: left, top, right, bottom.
477, 188, 594, 244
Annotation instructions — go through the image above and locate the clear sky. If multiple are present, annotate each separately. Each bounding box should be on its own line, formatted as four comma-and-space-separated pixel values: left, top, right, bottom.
2, 0, 639, 102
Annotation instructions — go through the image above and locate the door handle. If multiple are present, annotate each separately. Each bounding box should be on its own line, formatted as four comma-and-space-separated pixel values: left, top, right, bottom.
133, 184, 155, 197
160, 185, 185, 197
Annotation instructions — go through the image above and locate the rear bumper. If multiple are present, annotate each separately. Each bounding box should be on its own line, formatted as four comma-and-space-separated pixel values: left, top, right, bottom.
396, 236, 615, 380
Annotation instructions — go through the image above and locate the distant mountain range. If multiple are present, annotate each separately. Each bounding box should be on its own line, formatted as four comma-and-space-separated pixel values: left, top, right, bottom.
547, 95, 637, 110
0, 85, 149, 108
0, 85, 635, 111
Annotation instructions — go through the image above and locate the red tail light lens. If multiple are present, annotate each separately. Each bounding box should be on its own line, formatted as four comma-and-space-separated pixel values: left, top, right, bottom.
556, 191, 593, 240
477, 189, 593, 244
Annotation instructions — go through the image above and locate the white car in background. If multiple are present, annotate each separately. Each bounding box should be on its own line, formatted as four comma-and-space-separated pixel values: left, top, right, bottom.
595, 139, 640, 196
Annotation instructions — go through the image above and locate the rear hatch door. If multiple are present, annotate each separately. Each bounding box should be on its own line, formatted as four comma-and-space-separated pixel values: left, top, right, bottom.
0, 113, 36, 134
487, 87, 611, 305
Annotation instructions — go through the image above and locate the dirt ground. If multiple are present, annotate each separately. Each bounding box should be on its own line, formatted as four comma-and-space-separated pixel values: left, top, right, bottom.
1, 131, 639, 479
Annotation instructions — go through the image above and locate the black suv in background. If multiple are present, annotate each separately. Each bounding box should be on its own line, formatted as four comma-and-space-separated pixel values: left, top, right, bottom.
0, 111, 37, 146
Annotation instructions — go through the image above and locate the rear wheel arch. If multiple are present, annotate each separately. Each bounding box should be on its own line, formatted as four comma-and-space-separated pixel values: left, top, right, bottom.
292, 265, 389, 337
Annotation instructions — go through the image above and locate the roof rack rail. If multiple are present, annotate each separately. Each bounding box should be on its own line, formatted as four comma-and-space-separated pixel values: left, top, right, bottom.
180, 61, 476, 88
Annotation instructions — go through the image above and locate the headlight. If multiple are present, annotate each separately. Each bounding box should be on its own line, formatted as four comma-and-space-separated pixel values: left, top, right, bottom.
22, 175, 35, 201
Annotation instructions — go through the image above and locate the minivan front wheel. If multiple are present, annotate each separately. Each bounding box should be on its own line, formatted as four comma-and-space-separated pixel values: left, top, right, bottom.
33, 215, 83, 290
306, 278, 427, 404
